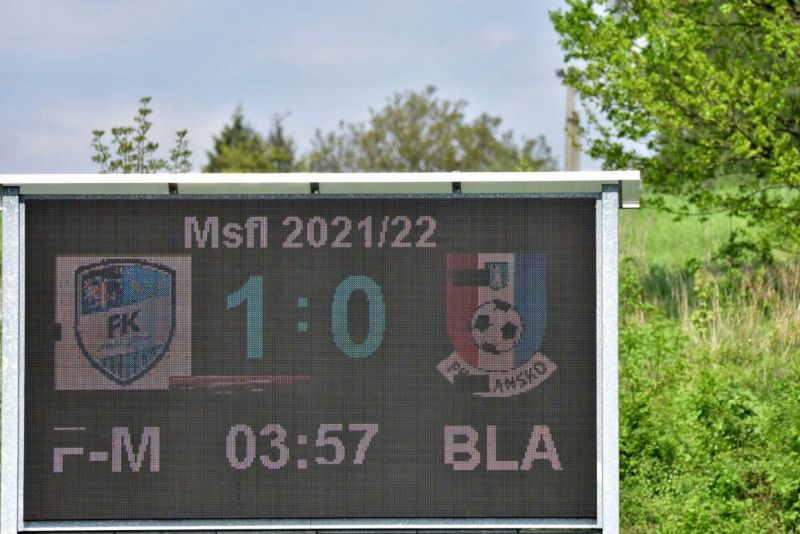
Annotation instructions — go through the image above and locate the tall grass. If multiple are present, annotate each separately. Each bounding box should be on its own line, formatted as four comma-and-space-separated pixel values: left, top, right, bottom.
621, 198, 798, 356
624, 260, 800, 357
618, 199, 800, 532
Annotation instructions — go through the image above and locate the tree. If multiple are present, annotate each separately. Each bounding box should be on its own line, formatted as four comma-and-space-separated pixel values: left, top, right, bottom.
204, 108, 296, 172
91, 97, 192, 173
305, 86, 556, 172
551, 1, 800, 252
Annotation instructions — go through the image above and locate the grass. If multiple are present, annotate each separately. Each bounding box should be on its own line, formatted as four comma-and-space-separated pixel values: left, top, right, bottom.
618, 196, 800, 532
620, 200, 745, 267
620, 197, 799, 360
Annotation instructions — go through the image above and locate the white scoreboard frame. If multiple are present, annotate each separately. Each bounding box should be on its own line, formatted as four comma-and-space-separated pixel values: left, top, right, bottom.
1, 171, 639, 533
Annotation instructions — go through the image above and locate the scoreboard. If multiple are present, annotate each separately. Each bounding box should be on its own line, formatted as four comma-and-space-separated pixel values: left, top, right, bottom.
0, 173, 637, 533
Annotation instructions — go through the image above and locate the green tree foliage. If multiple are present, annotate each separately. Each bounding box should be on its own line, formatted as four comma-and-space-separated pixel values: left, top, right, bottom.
305, 86, 556, 172
551, 1, 800, 252
91, 97, 192, 173
204, 108, 296, 172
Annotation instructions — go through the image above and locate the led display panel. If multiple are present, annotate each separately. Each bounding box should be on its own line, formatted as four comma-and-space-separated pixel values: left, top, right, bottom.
23, 197, 597, 520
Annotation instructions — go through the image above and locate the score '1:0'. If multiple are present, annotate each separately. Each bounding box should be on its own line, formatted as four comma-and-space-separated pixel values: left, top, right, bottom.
226, 275, 386, 359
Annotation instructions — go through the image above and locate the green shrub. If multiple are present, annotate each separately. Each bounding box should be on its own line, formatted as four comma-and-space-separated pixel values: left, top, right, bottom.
619, 247, 800, 532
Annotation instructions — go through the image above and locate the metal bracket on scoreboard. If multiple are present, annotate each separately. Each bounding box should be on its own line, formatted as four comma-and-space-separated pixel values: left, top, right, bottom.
0, 171, 641, 208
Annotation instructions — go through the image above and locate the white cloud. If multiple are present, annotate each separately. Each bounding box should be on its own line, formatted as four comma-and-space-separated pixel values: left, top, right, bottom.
1, 97, 229, 173
481, 25, 520, 48
0, 0, 583, 173
243, 42, 412, 69
0, 0, 212, 59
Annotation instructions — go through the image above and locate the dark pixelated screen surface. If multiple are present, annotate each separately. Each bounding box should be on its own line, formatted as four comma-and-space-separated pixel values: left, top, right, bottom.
24, 198, 597, 520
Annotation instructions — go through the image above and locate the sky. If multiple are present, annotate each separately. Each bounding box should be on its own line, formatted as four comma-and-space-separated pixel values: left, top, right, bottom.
0, 0, 597, 173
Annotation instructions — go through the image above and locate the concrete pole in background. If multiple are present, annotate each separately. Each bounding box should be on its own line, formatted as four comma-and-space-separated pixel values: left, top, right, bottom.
565, 86, 580, 171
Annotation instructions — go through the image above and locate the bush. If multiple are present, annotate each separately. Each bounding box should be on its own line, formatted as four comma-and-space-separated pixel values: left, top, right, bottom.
619, 254, 800, 532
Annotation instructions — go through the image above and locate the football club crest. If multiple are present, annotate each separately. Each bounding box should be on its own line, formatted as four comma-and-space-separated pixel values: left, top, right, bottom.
437, 253, 556, 397
55, 256, 191, 390
75, 260, 176, 385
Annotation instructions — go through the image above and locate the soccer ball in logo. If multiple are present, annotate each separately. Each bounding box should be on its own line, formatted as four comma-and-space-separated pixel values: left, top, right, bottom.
470, 299, 523, 355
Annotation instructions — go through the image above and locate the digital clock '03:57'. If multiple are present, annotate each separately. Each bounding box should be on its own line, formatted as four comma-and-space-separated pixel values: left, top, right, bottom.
226, 423, 378, 470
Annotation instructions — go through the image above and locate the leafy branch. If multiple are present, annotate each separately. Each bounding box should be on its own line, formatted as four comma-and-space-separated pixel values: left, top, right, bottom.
91, 97, 192, 174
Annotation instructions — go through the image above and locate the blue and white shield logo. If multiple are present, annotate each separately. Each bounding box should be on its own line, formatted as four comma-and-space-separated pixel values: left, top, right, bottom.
74, 260, 176, 386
